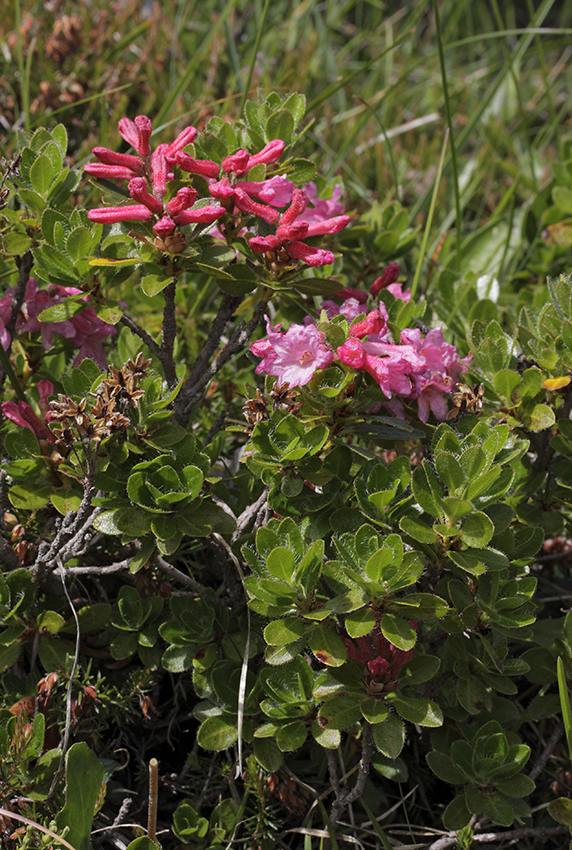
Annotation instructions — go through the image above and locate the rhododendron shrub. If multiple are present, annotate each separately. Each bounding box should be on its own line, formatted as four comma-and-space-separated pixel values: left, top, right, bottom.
0, 91, 570, 849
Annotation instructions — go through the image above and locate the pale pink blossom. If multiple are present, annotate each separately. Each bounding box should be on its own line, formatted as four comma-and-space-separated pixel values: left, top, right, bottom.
250, 316, 334, 387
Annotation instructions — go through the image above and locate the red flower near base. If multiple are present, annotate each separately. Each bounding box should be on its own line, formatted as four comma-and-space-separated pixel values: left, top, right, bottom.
343, 618, 416, 696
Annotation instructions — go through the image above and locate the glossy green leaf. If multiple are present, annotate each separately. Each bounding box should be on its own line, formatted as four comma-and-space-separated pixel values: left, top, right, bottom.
197, 715, 238, 751
309, 625, 347, 667
263, 617, 306, 646
372, 714, 405, 759
388, 695, 443, 727
379, 614, 416, 651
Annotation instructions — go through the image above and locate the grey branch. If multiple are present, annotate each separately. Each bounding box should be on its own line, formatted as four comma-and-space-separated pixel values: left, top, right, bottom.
528, 720, 564, 781
427, 825, 570, 849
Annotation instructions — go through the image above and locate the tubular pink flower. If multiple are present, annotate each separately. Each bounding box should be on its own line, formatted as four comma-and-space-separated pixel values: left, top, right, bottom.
280, 189, 309, 226
2, 400, 55, 444
134, 116, 152, 156
276, 220, 309, 242
128, 178, 164, 214
370, 262, 401, 297
151, 144, 169, 198
297, 183, 345, 223
118, 117, 140, 150
247, 139, 285, 168
233, 188, 281, 224
221, 149, 251, 175
153, 216, 176, 236
338, 338, 366, 369
306, 215, 351, 237
84, 163, 140, 180
349, 310, 385, 339
209, 178, 237, 201
285, 241, 335, 267
175, 151, 220, 179
332, 287, 368, 303
92, 147, 145, 172
249, 235, 280, 253
172, 206, 225, 225
87, 205, 153, 223
164, 126, 197, 160
166, 187, 198, 216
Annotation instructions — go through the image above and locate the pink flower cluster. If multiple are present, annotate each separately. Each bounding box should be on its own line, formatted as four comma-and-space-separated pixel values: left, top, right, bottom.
0, 279, 115, 368
85, 115, 350, 266
250, 267, 470, 422
85, 117, 225, 239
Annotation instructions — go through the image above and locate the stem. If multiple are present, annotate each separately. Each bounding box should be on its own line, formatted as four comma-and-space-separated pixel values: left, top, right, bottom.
174, 290, 270, 425
147, 758, 159, 844
0, 251, 33, 401
160, 278, 178, 387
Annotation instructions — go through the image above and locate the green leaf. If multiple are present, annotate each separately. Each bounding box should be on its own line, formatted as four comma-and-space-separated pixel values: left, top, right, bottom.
265, 109, 295, 142
426, 750, 467, 784
29, 154, 55, 195
549, 797, 572, 826
3, 231, 33, 255
379, 614, 416, 651
197, 715, 238, 750
399, 515, 438, 544
9, 484, 51, 510
254, 736, 283, 771
388, 695, 443, 727
318, 696, 362, 730
360, 699, 389, 725
0, 642, 22, 672
292, 277, 345, 296
66, 226, 94, 261
311, 718, 341, 749
309, 625, 347, 667
50, 491, 82, 515
481, 792, 514, 827
93, 300, 123, 324
495, 773, 535, 798
435, 452, 465, 493
345, 607, 376, 638
141, 274, 173, 297
372, 714, 405, 759
398, 655, 440, 686
493, 369, 520, 401
443, 795, 472, 830
287, 158, 317, 185
38, 298, 87, 323
523, 403, 556, 431
266, 546, 295, 582
56, 743, 106, 850
263, 617, 306, 646
276, 720, 307, 751
460, 512, 495, 547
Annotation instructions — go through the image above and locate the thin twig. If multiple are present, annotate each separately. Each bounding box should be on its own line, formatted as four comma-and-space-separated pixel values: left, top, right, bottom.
119, 313, 162, 358
153, 555, 202, 591
47, 558, 81, 800
174, 292, 269, 424
427, 824, 570, 849
529, 721, 564, 781
231, 488, 270, 544
160, 279, 178, 387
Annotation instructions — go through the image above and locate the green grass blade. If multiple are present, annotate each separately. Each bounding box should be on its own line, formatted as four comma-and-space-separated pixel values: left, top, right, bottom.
306, 28, 412, 114
433, 0, 461, 270
239, 0, 271, 115
360, 798, 394, 850
154, 0, 241, 127
557, 656, 572, 763
410, 129, 449, 301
